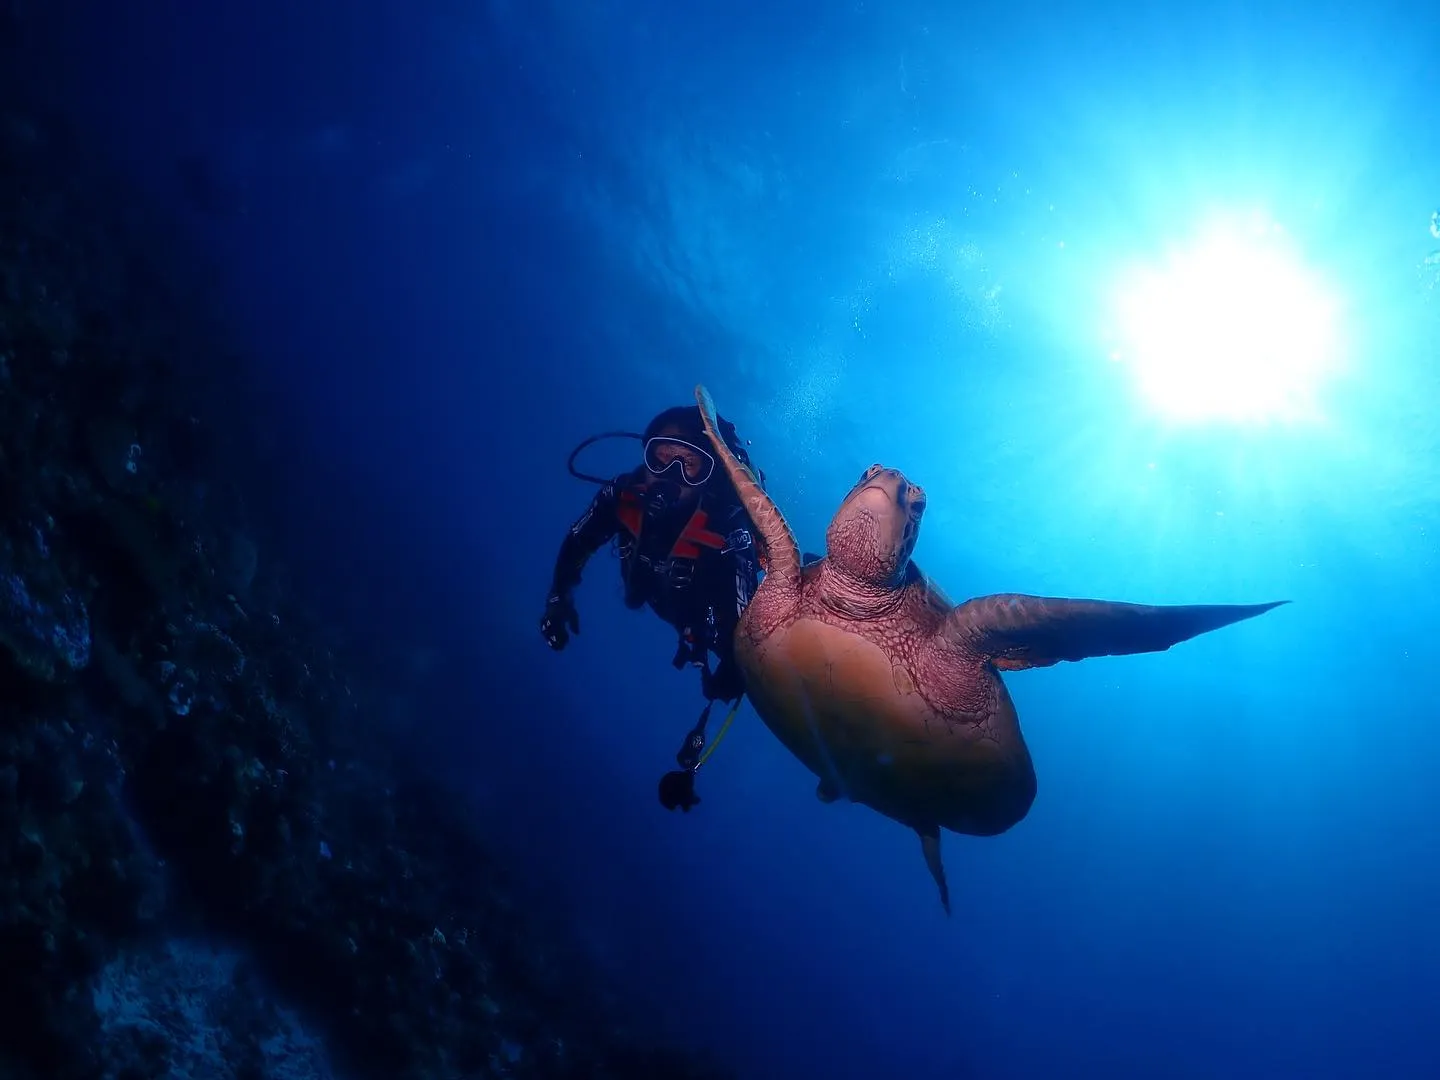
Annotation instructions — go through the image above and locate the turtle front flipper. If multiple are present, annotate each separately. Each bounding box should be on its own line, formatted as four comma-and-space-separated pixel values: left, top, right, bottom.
947, 593, 1289, 671
694, 384, 802, 588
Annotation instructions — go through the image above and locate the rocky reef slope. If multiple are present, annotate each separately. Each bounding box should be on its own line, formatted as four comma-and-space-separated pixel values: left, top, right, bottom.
0, 94, 729, 1080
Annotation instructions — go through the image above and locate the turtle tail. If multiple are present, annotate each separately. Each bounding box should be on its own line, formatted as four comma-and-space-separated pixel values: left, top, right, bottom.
694, 384, 801, 587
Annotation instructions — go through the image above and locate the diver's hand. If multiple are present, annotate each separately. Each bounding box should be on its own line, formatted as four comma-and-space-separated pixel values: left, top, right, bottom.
540, 592, 580, 650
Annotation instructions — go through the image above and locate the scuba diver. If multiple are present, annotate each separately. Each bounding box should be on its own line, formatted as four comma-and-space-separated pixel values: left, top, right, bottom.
541, 404, 764, 814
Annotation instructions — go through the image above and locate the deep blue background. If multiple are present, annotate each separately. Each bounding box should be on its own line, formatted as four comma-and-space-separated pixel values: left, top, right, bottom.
26, 1, 1440, 1076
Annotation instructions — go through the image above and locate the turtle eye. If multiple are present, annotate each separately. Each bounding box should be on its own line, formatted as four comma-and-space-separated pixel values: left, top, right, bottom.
861, 464, 883, 482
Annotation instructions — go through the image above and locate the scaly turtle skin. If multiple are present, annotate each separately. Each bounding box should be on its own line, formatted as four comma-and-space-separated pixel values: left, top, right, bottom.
694, 384, 1286, 914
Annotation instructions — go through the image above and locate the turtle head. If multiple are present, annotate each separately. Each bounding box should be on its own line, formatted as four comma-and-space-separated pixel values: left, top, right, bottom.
825, 464, 926, 587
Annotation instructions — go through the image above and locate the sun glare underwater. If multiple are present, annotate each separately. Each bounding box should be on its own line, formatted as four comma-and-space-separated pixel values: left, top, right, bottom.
1106, 212, 1346, 427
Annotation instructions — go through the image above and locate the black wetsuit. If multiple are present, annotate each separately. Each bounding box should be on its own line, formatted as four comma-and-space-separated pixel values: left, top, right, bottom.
547, 467, 758, 703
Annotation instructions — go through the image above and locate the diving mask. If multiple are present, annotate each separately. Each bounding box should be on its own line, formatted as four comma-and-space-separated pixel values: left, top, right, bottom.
643, 436, 715, 487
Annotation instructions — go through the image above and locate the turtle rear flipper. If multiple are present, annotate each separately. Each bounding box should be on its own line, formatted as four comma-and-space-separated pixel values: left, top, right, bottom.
816, 777, 842, 803
917, 824, 951, 916
694, 384, 801, 588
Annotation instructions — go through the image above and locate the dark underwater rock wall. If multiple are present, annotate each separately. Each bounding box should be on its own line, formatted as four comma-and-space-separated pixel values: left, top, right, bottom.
0, 80, 730, 1080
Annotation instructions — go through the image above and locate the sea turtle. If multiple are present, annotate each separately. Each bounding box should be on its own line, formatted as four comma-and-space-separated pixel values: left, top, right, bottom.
693, 384, 1286, 914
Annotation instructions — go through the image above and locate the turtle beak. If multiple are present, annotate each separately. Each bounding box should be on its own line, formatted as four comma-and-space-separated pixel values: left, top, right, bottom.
856, 469, 912, 507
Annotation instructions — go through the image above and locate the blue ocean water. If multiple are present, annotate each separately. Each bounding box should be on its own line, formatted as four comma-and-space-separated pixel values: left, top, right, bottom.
30, 0, 1440, 1076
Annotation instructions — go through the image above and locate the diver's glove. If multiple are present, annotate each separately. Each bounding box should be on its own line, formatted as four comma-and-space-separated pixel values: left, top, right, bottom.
540, 592, 580, 650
